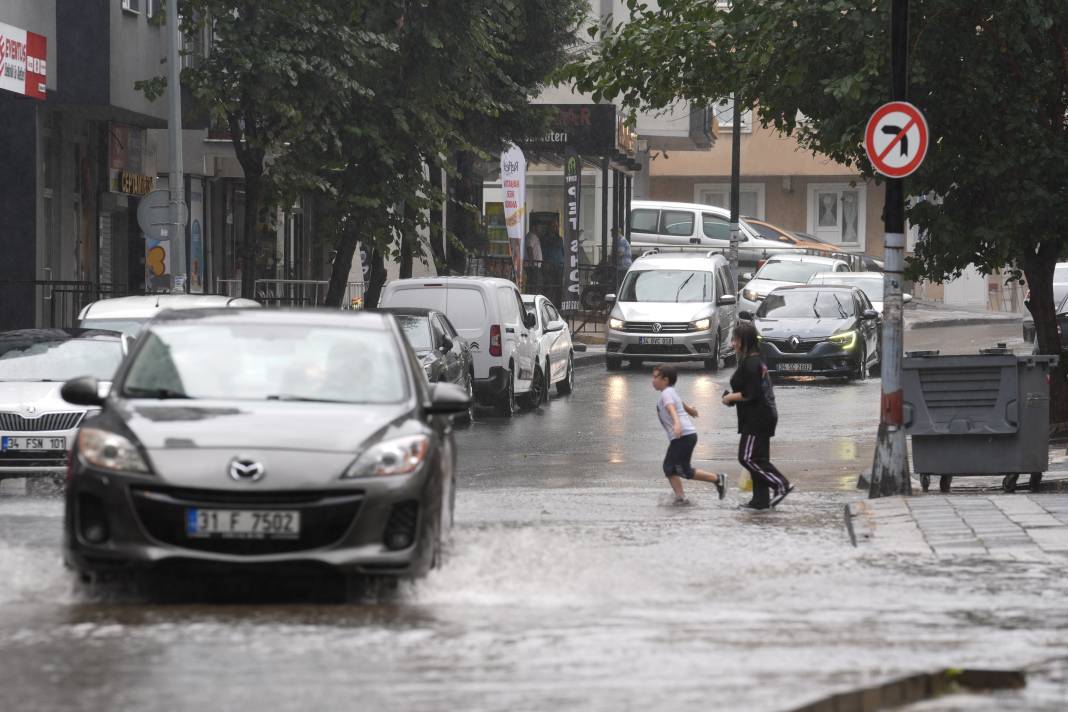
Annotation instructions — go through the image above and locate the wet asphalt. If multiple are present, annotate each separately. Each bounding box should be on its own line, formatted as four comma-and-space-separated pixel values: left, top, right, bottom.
2, 322, 1067, 711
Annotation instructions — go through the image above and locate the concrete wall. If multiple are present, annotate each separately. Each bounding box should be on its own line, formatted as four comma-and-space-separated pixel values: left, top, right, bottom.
109, 0, 167, 122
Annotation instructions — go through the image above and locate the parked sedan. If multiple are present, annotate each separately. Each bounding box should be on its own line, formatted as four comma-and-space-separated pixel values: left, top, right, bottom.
806, 271, 912, 315
744, 218, 840, 256
60, 309, 469, 587
0, 329, 129, 484
379, 307, 474, 420
745, 285, 880, 380
522, 294, 575, 404
737, 253, 852, 316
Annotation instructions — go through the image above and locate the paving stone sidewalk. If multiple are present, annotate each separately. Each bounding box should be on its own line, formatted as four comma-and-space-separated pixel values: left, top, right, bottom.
846, 493, 1068, 561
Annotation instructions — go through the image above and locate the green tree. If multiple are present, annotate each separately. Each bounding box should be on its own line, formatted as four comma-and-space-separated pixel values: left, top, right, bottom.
567, 0, 1068, 420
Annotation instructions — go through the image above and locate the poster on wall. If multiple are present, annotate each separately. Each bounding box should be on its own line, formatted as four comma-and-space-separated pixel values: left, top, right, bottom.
145, 238, 172, 291
561, 148, 582, 314
500, 143, 527, 286
189, 179, 205, 293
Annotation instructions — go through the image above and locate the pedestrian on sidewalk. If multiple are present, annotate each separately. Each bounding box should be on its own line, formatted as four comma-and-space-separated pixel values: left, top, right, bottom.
722, 322, 794, 510
652, 364, 728, 505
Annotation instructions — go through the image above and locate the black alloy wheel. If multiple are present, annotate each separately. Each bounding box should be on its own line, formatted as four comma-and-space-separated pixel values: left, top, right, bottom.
557, 353, 574, 395
495, 367, 516, 417
520, 365, 546, 409
703, 333, 720, 372
456, 370, 474, 425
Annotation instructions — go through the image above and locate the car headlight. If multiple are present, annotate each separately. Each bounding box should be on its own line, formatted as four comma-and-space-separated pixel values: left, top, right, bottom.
742, 289, 761, 302
829, 330, 857, 350
344, 434, 430, 478
691, 318, 711, 331
77, 427, 150, 474
609, 317, 624, 330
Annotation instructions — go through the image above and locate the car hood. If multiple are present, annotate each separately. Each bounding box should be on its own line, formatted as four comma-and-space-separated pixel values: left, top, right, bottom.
744, 278, 801, 298
613, 302, 712, 322
755, 317, 855, 339
124, 400, 412, 453
0, 381, 86, 412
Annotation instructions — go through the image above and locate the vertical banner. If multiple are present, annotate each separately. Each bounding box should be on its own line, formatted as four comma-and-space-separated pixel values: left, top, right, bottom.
562, 148, 582, 313
189, 178, 205, 293
500, 144, 527, 286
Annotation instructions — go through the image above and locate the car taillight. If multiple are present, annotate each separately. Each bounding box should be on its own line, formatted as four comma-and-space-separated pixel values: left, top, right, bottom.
756, 259, 766, 270
490, 325, 502, 357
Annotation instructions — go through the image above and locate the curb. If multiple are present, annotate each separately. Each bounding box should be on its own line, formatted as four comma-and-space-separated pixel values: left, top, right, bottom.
907, 315, 1022, 330
573, 349, 605, 369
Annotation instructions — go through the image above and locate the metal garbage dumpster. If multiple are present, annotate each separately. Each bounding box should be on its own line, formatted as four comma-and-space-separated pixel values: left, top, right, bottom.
903, 347, 1059, 493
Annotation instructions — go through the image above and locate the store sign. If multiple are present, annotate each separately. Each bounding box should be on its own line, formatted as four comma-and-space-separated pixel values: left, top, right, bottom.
116, 171, 154, 196
524, 104, 620, 156
561, 148, 582, 314
500, 143, 527, 285
0, 22, 47, 100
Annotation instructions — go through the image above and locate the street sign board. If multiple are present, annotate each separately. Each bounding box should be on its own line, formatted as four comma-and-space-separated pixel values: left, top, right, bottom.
137, 189, 187, 241
0, 21, 47, 100
864, 101, 928, 178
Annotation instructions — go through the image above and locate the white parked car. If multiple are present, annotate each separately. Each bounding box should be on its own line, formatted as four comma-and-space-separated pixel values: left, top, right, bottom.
806, 271, 911, 315
78, 294, 260, 336
521, 294, 575, 403
0, 328, 129, 484
377, 277, 539, 416
737, 253, 852, 316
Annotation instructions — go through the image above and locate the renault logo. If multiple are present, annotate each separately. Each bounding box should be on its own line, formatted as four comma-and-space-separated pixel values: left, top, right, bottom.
789, 335, 801, 350
228, 457, 265, 482
652, 323, 663, 333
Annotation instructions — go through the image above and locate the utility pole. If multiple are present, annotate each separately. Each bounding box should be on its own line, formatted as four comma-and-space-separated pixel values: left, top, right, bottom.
728, 97, 741, 276
167, 0, 187, 293
869, 0, 911, 497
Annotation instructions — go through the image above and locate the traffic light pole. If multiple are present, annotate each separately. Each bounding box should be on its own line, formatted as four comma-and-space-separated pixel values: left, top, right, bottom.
869, 0, 911, 497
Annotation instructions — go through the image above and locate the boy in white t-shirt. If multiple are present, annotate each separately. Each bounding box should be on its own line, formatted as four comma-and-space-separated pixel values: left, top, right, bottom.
652, 364, 728, 505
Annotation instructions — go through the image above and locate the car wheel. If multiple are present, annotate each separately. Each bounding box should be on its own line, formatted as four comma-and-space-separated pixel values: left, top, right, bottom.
519, 365, 546, 410
606, 356, 622, 371
495, 368, 516, 417
557, 353, 575, 395
456, 370, 475, 424
850, 344, 867, 381
703, 333, 720, 371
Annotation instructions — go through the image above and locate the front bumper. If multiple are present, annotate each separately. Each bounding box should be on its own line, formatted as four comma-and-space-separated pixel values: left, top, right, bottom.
0, 430, 73, 480
64, 463, 438, 579
759, 340, 857, 376
606, 327, 719, 362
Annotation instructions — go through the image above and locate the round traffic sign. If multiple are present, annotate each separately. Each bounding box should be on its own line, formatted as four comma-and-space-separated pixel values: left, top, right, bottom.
864, 101, 928, 178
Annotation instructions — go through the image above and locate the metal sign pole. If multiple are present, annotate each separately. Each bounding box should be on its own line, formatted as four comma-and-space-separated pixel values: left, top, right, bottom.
870, 0, 911, 497
167, 0, 187, 293
728, 97, 741, 276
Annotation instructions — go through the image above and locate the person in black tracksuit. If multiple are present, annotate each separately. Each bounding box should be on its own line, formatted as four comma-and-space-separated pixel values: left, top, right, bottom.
722, 321, 794, 510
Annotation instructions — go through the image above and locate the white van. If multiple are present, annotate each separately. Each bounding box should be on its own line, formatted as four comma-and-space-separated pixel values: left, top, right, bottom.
78, 294, 261, 336
377, 277, 539, 416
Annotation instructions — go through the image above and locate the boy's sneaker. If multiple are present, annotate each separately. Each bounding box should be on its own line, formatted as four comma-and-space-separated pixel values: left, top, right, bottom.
715, 473, 728, 500
673, 495, 692, 507
770, 485, 795, 508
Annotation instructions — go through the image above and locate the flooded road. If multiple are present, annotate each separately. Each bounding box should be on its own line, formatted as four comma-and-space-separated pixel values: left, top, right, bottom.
2, 324, 1067, 711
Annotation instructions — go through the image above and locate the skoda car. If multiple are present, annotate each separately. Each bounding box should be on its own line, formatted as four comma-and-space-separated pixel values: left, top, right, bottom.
61, 309, 469, 585
747, 284, 880, 380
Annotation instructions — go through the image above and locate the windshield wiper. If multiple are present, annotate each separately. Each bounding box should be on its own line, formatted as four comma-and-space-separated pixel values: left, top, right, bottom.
812, 303, 821, 319
123, 386, 190, 400
266, 394, 350, 403
832, 295, 849, 319
674, 273, 695, 302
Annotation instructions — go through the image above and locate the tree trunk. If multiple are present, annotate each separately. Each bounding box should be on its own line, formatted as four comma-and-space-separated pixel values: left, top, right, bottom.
399, 203, 415, 279
428, 161, 447, 274
241, 170, 263, 300
1023, 246, 1068, 424
363, 249, 387, 310
324, 218, 359, 308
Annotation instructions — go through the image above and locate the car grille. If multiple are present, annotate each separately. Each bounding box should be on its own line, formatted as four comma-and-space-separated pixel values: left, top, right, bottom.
0, 411, 84, 432
622, 344, 690, 355
0, 450, 67, 467
130, 486, 363, 555
765, 338, 823, 354
621, 321, 691, 333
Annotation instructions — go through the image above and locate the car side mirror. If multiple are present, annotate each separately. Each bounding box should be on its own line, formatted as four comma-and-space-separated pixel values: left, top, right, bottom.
545, 319, 565, 333
440, 336, 453, 352
425, 382, 471, 415
524, 312, 537, 329
605, 293, 616, 303
741, 273, 753, 282
903, 293, 913, 304
62, 376, 106, 407
717, 294, 737, 306
862, 309, 879, 320
738, 310, 754, 321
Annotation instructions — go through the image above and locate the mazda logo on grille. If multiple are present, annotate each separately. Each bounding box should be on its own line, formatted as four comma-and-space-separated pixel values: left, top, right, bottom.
789, 335, 801, 349
652, 323, 663, 333
228, 457, 265, 482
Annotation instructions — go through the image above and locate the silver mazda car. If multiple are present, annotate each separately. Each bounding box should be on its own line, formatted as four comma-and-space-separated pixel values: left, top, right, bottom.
60, 309, 469, 588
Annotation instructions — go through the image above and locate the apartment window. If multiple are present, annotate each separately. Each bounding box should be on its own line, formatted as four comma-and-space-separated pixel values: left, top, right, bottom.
146, 0, 161, 20
806, 183, 867, 250
121, 0, 140, 15
694, 182, 765, 219
713, 95, 751, 133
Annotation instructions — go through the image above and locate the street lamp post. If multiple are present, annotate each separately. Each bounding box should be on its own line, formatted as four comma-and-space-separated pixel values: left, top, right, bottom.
167, 0, 187, 293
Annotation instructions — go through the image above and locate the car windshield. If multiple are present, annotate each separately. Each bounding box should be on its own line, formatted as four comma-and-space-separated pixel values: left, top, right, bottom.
809, 275, 882, 302
394, 315, 433, 352
0, 338, 123, 382
619, 270, 714, 303
756, 260, 836, 283
122, 324, 407, 403
758, 290, 855, 319
79, 318, 146, 337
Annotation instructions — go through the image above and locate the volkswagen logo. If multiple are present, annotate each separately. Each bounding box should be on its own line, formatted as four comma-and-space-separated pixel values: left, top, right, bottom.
228, 457, 265, 482
789, 335, 801, 350
652, 323, 663, 333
